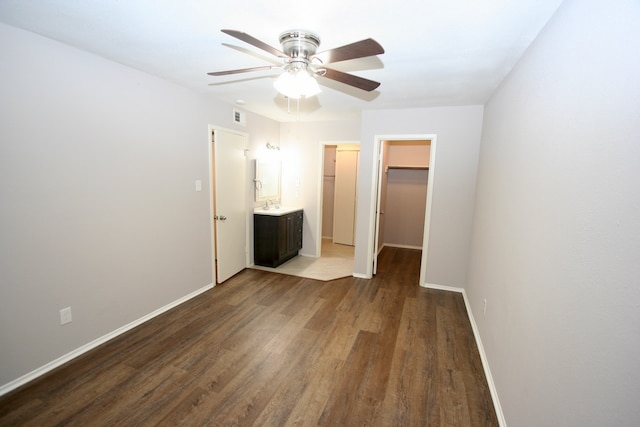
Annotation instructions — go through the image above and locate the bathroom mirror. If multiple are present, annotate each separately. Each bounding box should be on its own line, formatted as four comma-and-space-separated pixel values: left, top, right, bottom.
255, 158, 281, 202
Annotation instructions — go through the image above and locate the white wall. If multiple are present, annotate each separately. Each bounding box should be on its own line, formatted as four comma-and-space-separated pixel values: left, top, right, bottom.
386, 141, 431, 167
466, 1, 640, 425
356, 106, 484, 286
383, 168, 428, 248
0, 23, 279, 388
279, 120, 360, 256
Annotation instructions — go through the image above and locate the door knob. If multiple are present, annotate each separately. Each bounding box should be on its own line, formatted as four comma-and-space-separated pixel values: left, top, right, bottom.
215, 215, 227, 221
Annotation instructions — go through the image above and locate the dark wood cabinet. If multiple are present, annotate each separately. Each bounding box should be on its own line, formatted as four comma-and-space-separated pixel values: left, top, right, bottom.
254, 210, 303, 268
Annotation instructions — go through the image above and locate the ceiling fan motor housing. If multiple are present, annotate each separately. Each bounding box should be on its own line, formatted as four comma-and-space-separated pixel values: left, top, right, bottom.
279, 30, 321, 69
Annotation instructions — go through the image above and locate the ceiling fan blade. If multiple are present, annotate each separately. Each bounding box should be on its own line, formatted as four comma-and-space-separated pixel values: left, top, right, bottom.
208, 65, 280, 76
319, 68, 381, 92
221, 29, 287, 58
312, 38, 384, 64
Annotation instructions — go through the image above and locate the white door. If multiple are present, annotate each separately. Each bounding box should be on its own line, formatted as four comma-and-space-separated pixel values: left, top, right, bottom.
211, 128, 247, 283
333, 146, 359, 245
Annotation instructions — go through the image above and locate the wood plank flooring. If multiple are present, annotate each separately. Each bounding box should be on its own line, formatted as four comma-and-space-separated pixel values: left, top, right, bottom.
0, 247, 498, 426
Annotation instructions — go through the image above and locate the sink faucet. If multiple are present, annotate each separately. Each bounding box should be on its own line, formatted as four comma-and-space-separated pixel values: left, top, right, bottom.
264, 199, 273, 209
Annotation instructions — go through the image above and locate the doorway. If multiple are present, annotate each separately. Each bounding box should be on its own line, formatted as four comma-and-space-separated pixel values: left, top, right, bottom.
209, 126, 248, 284
316, 140, 359, 264
371, 134, 437, 285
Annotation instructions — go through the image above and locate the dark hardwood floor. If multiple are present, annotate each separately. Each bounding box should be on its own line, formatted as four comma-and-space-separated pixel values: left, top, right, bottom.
0, 247, 498, 426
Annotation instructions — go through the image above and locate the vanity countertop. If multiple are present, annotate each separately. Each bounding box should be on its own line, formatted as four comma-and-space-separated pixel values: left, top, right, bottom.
253, 206, 302, 216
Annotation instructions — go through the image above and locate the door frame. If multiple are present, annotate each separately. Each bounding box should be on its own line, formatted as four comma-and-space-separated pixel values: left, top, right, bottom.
208, 124, 250, 285
316, 140, 360, 258
369, 134, 437, 286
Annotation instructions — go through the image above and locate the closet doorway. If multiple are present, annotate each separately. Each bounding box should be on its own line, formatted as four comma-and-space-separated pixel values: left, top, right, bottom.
372, 136, 436, 285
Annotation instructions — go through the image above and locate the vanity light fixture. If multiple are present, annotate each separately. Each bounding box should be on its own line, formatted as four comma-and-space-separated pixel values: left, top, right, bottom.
266, 142, 280, 151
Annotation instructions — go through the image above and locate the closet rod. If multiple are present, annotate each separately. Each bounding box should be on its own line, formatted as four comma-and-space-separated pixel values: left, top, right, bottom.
385, 165, 429, 173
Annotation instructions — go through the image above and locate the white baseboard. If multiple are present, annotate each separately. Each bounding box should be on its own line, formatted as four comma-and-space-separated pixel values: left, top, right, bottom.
352, 273, 371, 279
0, 283, 214, 397
422, 282, 507, 427
422, 281, 464, 292
382, 243, 423, 250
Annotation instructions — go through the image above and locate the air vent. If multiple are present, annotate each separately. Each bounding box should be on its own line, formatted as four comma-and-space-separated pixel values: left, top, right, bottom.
233, 109, 246, 126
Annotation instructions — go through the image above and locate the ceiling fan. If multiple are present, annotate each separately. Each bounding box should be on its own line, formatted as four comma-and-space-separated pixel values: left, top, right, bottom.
208, 29, 384, 99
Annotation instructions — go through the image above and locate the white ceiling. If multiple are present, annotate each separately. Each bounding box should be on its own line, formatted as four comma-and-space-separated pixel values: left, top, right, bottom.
0, 0, 564, 122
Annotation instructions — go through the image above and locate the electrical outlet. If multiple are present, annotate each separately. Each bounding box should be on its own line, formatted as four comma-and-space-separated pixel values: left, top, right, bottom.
483, 299, 487, 315
60, 307, 72, 325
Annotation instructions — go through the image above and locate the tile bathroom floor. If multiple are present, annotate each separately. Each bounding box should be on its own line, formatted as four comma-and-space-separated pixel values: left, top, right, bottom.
252, 238, 354, 281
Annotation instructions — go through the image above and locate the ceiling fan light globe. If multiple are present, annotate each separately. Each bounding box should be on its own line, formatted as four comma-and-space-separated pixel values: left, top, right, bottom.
274, 69, 321, 99
297, 71, 321, 97
274, 71, 301, 99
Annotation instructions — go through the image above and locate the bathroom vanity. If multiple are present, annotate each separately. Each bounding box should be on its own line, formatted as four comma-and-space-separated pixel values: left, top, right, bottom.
254, 208, 303, 268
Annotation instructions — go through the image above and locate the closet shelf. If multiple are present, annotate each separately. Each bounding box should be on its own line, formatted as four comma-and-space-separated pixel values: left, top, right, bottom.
385, 165, 429, 172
